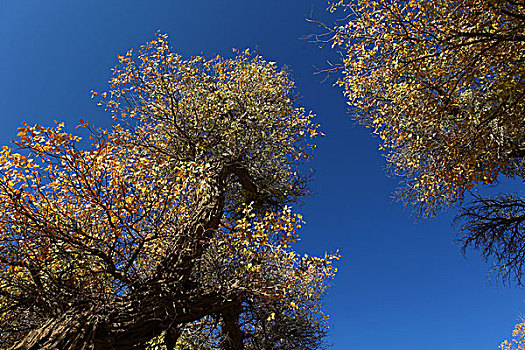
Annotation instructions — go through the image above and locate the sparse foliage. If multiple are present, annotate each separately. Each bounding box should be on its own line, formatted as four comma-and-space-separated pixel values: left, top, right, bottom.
501, 321, 525, 350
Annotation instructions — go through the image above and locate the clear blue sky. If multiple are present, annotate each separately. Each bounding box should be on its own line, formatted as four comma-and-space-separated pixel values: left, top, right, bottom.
2, 1, 524, 349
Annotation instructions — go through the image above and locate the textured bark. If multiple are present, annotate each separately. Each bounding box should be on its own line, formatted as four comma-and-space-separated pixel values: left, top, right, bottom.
11, 309, 111, 350
12, 286, 236, 349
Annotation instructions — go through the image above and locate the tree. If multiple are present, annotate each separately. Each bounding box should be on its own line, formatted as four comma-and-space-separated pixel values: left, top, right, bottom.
320, 0, 525, 282
0, 34, 337, 349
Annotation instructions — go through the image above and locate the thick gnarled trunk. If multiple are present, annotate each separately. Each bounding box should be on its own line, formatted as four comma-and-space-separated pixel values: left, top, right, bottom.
13, 285, 236, 349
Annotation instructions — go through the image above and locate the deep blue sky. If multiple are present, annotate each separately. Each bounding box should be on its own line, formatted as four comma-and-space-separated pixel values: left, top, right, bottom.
2, 1, 524, 348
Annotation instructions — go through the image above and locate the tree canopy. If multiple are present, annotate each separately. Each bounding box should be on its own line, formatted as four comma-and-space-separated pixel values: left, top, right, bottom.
323, 0, 525, 282
0, 35, 336, 349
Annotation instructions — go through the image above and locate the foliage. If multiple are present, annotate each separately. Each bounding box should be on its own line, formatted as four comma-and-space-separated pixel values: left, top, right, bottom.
0, 35, 336, 349
146, 205, 335, 350
322, 0, 525, 281
501, 322, 525, 350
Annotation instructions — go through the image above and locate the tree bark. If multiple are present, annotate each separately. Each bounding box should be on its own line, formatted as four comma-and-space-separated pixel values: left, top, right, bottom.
12, 289, 236, 350
221, 301, 244, 350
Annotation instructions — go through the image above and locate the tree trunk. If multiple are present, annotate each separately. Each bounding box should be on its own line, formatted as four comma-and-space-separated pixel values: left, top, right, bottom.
13, 289, 236, 350
221, 301, 244, 350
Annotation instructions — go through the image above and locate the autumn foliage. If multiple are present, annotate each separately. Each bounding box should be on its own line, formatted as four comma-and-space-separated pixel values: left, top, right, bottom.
322, 0, 525, 282
0, 35, 336, 349
501, 322, 525, 350
326, 0, 525, 214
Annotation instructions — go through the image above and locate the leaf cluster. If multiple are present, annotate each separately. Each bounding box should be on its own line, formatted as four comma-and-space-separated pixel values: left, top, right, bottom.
327, 0, 525, 216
